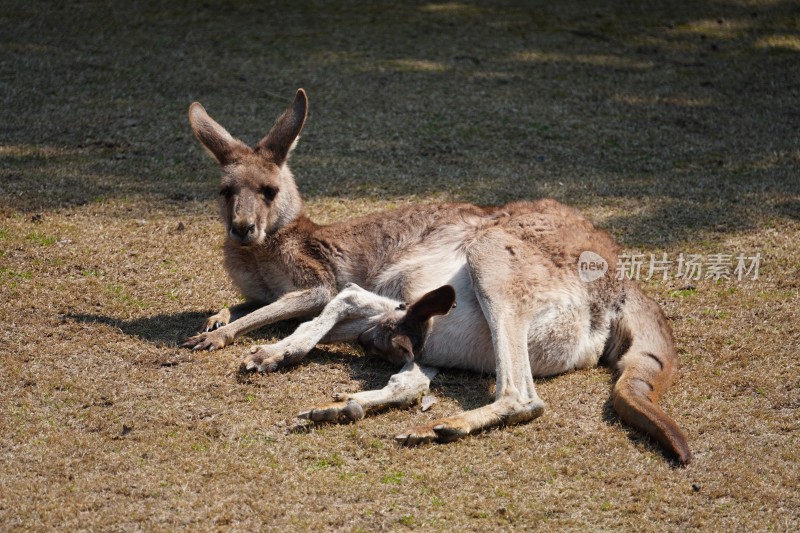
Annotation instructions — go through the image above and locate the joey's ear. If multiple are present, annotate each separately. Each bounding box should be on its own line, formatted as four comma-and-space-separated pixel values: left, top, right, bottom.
188, 102, 247, 166
405, 285, 457, 324
391, 335, 415, 362
256, 88, 308, 165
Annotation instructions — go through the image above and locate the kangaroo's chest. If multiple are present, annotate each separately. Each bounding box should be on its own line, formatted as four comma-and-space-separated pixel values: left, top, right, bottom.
225, 246, 299, 304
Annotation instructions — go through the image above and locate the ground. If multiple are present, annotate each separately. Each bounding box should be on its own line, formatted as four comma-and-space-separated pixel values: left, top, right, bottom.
1, 0, 798, 530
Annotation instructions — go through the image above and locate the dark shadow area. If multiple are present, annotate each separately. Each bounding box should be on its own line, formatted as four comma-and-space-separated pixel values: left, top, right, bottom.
428, 369, 496, 413
1, 0, 798, 246
66, 311, 209, 347
66, 308, 492, 411
65, 311, 302, 348
776, 199, 800, 221
241, 345, 495, 413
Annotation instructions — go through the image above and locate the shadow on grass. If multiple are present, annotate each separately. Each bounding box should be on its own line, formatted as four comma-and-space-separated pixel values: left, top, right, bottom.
241, 345, 494, 414
776, 199, 800, 221
429, 369, 496, 413
65, 311, 300, 348
65, 309, 491, 411
2, 0, 798, 248
66, 311, 685, 461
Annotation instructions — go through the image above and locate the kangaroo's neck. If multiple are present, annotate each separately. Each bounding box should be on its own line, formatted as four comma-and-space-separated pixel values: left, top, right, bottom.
266, 165, 305, 232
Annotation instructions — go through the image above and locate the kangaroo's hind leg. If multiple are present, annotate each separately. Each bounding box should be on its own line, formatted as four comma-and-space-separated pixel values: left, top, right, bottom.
397, 230, 546, 444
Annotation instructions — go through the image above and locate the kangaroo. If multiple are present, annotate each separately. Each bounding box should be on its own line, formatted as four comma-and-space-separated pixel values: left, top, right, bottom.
182, 89, 692, 464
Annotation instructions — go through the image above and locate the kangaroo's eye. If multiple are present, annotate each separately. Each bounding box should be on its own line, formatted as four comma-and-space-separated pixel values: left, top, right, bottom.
219, 186, 233, 199
260, 186, 278, 202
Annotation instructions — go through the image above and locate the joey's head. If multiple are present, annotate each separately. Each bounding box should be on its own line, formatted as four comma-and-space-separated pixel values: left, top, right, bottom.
358, 285, 457, 366
188, 89, 308, 246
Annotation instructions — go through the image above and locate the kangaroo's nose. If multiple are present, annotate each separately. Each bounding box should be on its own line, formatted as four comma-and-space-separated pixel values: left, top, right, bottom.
230, 223, 256, 241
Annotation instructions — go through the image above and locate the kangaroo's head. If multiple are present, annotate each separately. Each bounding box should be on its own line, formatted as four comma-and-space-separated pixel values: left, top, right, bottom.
188, 89, 308, 246
358, 285, 457, 366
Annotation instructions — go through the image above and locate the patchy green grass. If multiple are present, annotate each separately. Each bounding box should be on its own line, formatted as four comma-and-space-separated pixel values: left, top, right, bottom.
1, 0, 798, 531
670, 287, 698, 298
26, 232, 57, 246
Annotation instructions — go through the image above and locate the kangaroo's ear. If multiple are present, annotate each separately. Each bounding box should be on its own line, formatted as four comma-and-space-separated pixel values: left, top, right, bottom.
406, 285, 457, 324
257, 88, 308, 165
188, 102, 247, 166
391, 335, 415, 362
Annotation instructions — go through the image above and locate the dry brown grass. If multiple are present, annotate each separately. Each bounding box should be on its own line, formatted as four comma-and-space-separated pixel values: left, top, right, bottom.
1, 0, 798, 530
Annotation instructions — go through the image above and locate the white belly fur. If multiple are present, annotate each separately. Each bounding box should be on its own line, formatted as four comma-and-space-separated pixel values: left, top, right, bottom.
421, 289, 608, 376
407, 276, 609, 377
372, 228, 610, 377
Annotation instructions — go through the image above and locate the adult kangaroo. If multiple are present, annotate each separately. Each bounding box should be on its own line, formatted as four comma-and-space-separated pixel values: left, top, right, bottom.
182, 89, 691, 465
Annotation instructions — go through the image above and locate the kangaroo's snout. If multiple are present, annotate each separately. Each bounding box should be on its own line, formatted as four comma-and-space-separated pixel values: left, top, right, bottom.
229, 221, 257, 244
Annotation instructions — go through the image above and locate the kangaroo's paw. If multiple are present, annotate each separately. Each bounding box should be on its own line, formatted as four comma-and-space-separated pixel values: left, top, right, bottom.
243, 339, 312, 372
241, 345, 286, 373
394, 424, 438, 446
502, 399, 546, 425
298, 399, 365, 423
396, 399, 546, 446
180, 328, 233, 351
395, 418, 474, 445
201, 309, 232, 332
395, 417, 471, 445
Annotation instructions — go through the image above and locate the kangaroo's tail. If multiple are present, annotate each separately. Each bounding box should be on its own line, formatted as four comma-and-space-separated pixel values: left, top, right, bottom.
602, 283, 692, 465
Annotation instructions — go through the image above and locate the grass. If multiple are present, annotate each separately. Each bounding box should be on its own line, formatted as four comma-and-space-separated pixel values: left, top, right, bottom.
1, 0, 799, 530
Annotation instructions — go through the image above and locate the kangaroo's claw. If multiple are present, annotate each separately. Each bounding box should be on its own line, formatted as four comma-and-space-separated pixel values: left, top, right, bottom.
204, 320, 225, 332
181, 329, 232, 351
201, 309, 231, 333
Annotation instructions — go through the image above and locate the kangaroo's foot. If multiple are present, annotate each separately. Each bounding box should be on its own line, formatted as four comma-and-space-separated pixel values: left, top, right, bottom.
242, 342, 309, 373
396, 397, 545, 445
297, 396, 366, 423
394, 421, 461, 445
242, 344, 285, 373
